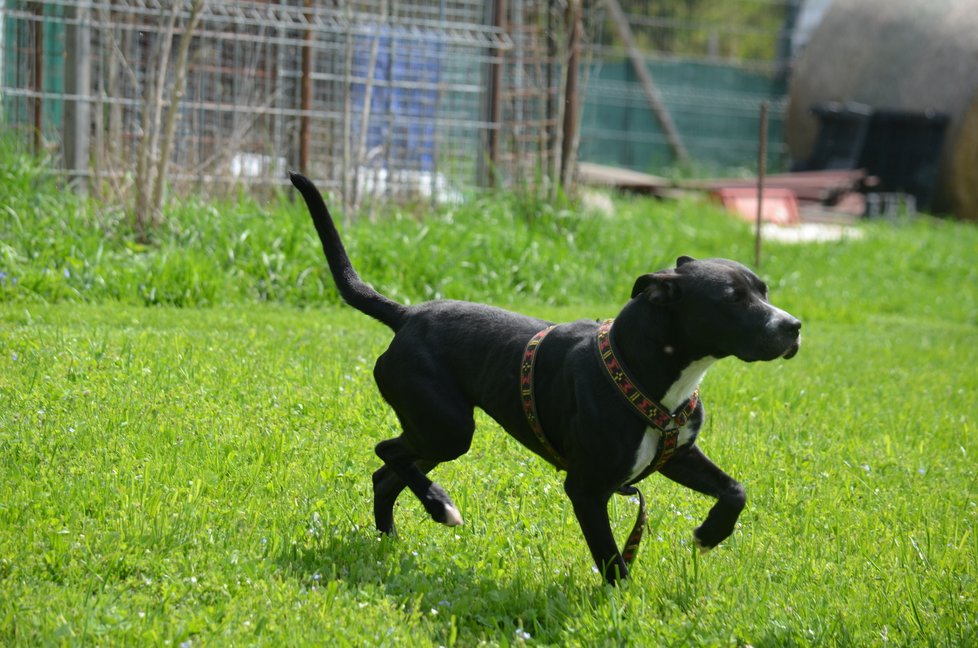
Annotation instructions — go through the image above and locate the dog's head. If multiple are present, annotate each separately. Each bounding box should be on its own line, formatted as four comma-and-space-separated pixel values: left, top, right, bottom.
631, 256, 801, 362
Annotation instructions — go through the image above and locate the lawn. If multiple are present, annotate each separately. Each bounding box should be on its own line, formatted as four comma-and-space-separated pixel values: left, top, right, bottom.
2, 158, 978, 645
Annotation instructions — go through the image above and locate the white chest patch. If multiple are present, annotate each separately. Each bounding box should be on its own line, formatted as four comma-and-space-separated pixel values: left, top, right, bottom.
625, 356, 716, 483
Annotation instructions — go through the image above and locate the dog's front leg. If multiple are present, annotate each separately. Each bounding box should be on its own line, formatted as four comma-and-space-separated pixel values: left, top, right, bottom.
657, 446, 746, 551
565, 477, 627, 584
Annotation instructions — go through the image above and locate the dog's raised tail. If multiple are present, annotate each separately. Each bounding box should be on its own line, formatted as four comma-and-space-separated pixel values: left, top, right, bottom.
290, 172, 407, 331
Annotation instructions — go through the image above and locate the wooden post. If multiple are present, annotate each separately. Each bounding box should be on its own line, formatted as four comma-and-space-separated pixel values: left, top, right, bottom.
755, 101, 769, 270
604, 0, 689, 165
299, 0, 314, 175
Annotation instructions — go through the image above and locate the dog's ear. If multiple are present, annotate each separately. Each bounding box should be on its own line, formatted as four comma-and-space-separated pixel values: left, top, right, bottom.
631, 272, 681, 303
676, 255, 696, 268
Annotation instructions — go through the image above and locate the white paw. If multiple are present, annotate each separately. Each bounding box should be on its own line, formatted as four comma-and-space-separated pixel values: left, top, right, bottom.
442, 503, 463, 527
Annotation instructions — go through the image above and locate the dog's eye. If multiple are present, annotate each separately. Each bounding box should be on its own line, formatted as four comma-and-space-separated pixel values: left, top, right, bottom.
725, 286, 746, 302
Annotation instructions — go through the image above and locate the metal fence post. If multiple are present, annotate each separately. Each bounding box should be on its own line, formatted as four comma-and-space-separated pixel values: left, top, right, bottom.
64, 1, 91, 193
486, 0, 506, 188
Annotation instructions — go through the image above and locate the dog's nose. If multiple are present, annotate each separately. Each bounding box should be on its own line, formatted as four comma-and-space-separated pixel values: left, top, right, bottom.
780, 317, 802, 335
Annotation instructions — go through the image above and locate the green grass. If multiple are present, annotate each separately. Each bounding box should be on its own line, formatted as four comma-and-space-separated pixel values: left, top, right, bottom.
2, 147, 978, 645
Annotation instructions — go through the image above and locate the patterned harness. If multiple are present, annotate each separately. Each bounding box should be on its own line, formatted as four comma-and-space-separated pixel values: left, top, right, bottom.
519, 319, 700, 567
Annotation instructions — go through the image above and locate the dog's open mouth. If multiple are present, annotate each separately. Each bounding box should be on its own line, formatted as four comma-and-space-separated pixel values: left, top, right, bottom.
782, 339, 801, 360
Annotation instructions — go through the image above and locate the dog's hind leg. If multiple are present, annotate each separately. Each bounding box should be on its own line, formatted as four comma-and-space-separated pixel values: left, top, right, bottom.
373, 352, 476, 530
375, 437, 467, 527
657, 446, 746, 552
371, 459, 438, 536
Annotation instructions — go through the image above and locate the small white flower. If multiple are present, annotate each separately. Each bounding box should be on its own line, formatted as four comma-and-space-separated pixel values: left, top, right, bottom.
515, 628, 531, 641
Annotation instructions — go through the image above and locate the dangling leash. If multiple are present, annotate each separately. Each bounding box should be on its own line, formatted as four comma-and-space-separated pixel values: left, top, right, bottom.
520, 319, 700, 568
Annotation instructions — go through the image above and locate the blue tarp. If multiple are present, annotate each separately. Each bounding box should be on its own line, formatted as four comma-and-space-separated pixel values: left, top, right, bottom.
350, 25, 443, 172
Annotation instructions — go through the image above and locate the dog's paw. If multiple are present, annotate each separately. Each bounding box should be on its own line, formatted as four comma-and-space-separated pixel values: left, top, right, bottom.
377, 522, 399, 539
693, 531, 713, 555
442, 503, 464, 527
423, 484, 464, 526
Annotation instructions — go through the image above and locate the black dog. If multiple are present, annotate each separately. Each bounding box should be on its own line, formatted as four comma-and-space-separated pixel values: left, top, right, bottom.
290, 173, 801, 584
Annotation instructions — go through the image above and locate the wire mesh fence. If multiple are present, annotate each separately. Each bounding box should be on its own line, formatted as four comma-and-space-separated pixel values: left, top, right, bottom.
2, 0, 580, 212
0, 0, 795, 211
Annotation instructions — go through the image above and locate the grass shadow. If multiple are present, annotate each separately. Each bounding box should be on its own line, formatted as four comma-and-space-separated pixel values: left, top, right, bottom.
275, 526, 582, 642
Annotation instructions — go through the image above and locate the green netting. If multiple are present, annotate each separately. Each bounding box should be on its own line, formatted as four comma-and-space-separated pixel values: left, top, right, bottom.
579, 58, 787, 174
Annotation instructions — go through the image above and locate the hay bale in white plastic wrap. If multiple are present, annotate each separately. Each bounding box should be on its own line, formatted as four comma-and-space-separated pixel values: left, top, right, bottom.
785, 0, 978, 219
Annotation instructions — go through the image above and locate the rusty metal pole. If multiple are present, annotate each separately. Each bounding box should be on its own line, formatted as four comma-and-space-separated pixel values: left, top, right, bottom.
299, 0, 314, 175
65, 2, 91, 194
560, 0, 581, 189
546, 0, 557, 193
755, 101, 769, 270
32, 2, 44, 155
487, 0, 506, 188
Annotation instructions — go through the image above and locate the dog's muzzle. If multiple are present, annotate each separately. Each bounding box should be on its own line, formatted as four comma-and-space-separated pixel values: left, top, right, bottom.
776, 313, 802, 359
756, 307, 802, 361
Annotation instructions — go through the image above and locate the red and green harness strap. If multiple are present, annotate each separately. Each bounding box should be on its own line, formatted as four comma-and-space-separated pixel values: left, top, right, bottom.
519, 325, 566, 470
519, 320, 700, 568
595, 319, 699, 471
